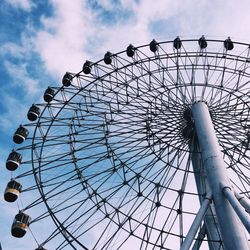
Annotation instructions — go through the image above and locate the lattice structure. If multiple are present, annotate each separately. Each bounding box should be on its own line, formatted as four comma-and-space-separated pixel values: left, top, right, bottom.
4, 37, 250, 249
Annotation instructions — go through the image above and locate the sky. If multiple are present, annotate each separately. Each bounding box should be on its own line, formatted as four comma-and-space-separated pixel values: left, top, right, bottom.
1, 0, 250, 249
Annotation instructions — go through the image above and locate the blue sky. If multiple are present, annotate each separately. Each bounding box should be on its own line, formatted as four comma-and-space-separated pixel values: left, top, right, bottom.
1, 0, 250, 249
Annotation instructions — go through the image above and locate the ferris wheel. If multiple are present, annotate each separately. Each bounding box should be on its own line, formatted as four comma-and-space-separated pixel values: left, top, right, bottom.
4, 36, 250, 249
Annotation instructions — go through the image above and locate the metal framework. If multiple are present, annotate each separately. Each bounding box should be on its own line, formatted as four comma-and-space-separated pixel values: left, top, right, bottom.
4, 37, 250, 249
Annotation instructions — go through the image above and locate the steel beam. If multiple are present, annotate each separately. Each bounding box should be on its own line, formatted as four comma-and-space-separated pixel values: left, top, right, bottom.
190, 140, 222, 249
222, 184, 250, 233
191, 101, 249, 250
181, 192, 212, 250
234, 189, 250, 213
191, 224, 206, 250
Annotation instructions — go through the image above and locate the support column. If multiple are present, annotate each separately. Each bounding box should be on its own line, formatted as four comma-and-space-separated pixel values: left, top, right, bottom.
190, 140, 222, 250
181, 192, 212, 250
191, 101, 249, 250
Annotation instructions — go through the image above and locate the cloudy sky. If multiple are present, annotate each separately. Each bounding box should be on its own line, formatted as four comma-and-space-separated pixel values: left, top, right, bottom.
1, 0, 250, 249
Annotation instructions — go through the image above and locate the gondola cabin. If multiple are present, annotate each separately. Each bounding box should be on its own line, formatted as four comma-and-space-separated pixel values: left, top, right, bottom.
224, 37, 234, 50
104, 51, 112, 64
6, 151, 22, 171
43, 87, 55, 103
198, 36, 207, 49
62, 72, 73, 86
27, 104, 40, 121
126, 44, 135, 57
13, 126, 29, 144
149, 39, 158, 52
4, 180, 22, 202
82, 60, 92, 74
173, 36, 182, 50
11, 212, 31, 238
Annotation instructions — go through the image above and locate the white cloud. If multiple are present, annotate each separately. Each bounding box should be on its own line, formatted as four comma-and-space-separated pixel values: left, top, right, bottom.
33, 0, 245, 81
0, 92, 31, 133
0, 32, 35, 60
6, 0, 250, 82
0, 42, 25, 59
97, 0, 115, 10
4, 61, 39, 95
34, 0, 95, 77
5, 0, 35, 11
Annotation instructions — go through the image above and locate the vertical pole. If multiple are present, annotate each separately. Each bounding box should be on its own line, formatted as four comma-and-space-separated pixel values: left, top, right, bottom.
191, 101, 249, 250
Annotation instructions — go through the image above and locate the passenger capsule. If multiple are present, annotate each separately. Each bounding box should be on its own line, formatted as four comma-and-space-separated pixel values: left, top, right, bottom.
13, 126, 28, 144
104, 51, 113, 64
198, 36, 207, 49
149, 39, 158, 52
173, 36, 182, 49
4, 179, 22, 202
62, 72, 73, 86
82, 61, 92, 74
224, 37, 234, 50
126, 44, 135, 57
11, 212, 31, 238
43, 87, 55, 103
6, 151, 22, 171
27, 104, 40, 121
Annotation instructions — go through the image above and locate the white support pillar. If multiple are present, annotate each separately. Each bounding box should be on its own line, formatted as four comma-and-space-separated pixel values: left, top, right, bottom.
181, 192, 212, 250
191, 101, 249, 250
234, 189, 250, 213
222, 185, 250, 233
192, 224, 206, 250
190, 140, 222, 250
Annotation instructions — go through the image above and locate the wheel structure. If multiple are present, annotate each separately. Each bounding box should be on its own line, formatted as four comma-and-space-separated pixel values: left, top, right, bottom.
4, 36, 250, 249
